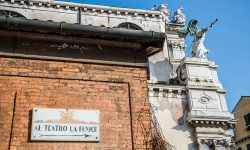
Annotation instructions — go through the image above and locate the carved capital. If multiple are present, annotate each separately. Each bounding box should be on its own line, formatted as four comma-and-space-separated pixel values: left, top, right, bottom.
214, 139, 235, 148
200, 139, 214, 146
198, 139, 235, 149
167, 41, 186, 51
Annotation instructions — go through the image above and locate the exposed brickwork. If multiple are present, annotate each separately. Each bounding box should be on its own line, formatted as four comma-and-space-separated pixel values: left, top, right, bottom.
0, 58, 151, 150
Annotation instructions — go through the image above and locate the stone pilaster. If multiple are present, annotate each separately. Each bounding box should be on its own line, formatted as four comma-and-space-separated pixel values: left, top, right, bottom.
176, 57, 237, 150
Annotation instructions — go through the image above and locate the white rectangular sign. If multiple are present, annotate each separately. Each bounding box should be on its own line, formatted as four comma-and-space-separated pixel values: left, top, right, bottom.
31, 108, 100, 141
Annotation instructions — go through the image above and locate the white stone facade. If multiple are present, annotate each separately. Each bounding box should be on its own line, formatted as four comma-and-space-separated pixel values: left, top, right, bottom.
0, 0, 166, 31
149, 84, 197, 149
177, 58, 236, 149
0, 1, 236, 149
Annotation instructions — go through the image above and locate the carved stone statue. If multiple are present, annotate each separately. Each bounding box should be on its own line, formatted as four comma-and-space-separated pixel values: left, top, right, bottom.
151, 3, 170, 22
179, 19, 218, 59
157, 3, 170, 16
172, 7, 186, 24
192, 19, 218, 59
158, 3, 170, 23
192, 27, 209, 59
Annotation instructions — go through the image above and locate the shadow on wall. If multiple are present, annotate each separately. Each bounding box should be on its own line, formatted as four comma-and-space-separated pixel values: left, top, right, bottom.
27, 110, 32, 142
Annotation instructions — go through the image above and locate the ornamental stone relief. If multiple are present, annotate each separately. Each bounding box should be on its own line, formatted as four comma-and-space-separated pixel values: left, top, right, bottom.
198, 95, 211, 104
199, 138, 235, 148
167, 41, 186, 51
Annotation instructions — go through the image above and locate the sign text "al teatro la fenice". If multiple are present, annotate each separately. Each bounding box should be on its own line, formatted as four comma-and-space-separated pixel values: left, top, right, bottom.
31, 108, 100, 142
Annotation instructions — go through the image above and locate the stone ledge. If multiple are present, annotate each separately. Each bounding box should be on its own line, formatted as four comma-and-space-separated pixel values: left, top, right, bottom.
0, 0, 163, 19
187, 110, 237, 129
180, 57, 218, 68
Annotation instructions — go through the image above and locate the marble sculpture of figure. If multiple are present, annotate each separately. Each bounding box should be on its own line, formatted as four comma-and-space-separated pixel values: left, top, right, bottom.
155, 3, 170, 22
192, 27, 209, 59
158, 3, 170, 16
192, 19, 218, 59
179, 19, 218, 59
172, 7, 186, 24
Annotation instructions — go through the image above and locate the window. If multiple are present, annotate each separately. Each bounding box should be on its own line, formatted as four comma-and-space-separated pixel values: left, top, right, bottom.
247, 144, 250, 150
0, 10, 25, 18
244, 113, 250, 130
117, 23, 142, 30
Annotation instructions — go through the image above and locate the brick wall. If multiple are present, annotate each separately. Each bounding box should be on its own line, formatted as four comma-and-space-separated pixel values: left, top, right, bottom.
0, 57, 151, 150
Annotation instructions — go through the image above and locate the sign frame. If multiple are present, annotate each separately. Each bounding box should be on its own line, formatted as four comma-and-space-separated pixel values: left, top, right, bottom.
31, 108, 100, 142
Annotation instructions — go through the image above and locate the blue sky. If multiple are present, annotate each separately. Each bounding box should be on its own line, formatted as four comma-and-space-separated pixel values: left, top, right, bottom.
64, 0, 250, 111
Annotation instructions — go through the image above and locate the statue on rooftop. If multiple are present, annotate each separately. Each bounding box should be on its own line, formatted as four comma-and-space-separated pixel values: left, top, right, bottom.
158, 3, 170, 23
192, 27, 209, 59
172, 7, 186, 24
157, 3, 170, 16
151, 3, 170, 22
179, 19, 218, 59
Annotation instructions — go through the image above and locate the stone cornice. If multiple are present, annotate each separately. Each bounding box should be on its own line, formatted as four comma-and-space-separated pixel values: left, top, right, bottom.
185, 86, 226, 93
185, 78, 226, 92
235, 135, 250, 144
0, 0, 163, 19
148, 83, 186, 90
180, 57, 218, 69
189, 119, 236, 129
148, 83, 187, 98
187, 110, 237, 129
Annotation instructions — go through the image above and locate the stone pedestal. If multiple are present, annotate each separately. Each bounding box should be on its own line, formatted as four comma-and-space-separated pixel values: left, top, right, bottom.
177, 57, 236, 150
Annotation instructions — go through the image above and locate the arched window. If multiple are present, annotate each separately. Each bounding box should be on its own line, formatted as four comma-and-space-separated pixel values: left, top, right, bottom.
0, 10, 26, 18
117, 22, 142, 30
